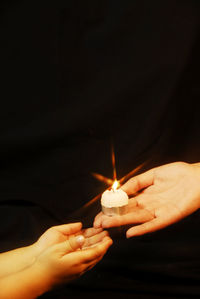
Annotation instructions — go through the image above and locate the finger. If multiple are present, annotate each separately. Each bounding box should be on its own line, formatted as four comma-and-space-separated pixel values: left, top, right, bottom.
93, 198, 138, 229
79, 254, 104, 275
68, 236, 113, 263
100, 209, 154, 228
82, 227, 103, 238
68, 235, 85, 250
93, 212, 104, 228
51, 222, 83, 236
94, 196, 153, 229
82, 230, 109, 249
83, 236, 113, 261
56, 234, 85, 255
128, 197, 140, 208
129, 193, 158, 209
126, 216, 174, 238
121, 168, 155, 195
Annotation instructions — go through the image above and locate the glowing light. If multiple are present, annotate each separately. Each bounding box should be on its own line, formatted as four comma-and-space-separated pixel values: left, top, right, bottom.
111, 144, 117, 181
92, 173, 113, 186
112, 180, 120, 191
85, 160, 148, 211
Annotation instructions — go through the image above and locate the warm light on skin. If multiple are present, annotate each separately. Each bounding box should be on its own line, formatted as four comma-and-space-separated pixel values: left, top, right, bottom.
112, 180, 120, 191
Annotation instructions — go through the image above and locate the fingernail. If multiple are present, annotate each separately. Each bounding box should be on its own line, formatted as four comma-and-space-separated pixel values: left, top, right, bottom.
76, 235, 85, 245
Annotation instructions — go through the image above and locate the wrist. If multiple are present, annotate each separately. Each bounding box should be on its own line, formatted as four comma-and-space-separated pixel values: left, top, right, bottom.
27, 262, 53, 297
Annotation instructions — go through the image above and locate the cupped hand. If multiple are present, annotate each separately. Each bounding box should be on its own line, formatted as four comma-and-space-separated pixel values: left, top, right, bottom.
31, 222, 112, 289
35, 222, 83, 254
35, 222, 106, 254
94, 162, 200, 238
33, 230, 112, 287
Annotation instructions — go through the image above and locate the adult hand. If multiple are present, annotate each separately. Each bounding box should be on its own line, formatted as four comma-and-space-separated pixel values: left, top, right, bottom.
94, 162, 200, 238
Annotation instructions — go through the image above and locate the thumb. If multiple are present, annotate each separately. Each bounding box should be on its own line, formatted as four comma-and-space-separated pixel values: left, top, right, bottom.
55, 235, 85, 255
68, 235, 85, 251
121, 168, 154, 195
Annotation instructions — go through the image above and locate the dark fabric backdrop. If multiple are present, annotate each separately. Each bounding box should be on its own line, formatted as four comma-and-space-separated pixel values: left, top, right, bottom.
0, 1, 200, 298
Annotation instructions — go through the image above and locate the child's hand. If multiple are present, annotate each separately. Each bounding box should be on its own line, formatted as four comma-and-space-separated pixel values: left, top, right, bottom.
29, 222, 112, 291
34, 222, 107, 254
34, 222, 83, 254
0, 223, 112, 299
32, 228, 112, 290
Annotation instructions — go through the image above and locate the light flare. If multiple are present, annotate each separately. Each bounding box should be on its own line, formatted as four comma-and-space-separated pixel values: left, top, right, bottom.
111, 144, 117, 181
92, 173, 113, 186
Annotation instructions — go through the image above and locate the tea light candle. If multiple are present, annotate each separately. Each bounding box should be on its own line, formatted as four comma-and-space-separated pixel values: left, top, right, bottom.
101, 181, 129, 216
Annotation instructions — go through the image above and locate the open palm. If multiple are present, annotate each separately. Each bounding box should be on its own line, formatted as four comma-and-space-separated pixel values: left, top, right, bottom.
94, 162, 200, 238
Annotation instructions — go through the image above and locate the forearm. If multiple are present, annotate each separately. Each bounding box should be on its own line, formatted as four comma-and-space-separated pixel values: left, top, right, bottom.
193, 162, 200, 168
0, 244, 37, 278
0, 263, 51, 299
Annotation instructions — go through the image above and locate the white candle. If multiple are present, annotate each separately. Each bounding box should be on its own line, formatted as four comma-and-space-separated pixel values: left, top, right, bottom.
101, 185, 129, 216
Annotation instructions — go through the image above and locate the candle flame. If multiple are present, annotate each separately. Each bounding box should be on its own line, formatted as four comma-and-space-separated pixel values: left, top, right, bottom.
86, 159, 150, 209
112, 180, 120, 191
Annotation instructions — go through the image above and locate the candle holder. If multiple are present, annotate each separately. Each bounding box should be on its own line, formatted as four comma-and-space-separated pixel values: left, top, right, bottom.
101, 188, 129, 216
101, 204, 128, 216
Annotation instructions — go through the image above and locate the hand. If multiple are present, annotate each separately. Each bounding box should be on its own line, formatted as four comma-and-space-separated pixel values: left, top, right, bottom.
32, 223, 112, 289
94, 162, 200, 238
34, 222, 106, 254
0, 223, 112, 299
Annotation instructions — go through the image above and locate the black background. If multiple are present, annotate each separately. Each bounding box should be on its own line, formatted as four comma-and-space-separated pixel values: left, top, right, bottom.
0, 1, 200, 298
